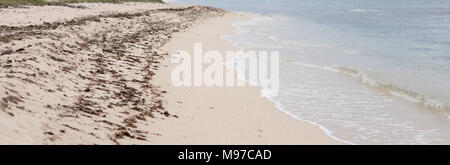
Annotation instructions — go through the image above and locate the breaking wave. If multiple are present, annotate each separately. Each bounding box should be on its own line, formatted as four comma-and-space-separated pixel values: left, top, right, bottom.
280, 58, 449, 111
350, 9, 381, 13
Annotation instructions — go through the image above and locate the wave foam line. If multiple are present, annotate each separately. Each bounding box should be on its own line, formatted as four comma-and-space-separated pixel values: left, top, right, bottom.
220, 28, 355, 144
281, 58, 450, 111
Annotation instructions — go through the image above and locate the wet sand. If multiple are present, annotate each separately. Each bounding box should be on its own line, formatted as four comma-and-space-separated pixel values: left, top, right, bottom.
149, 12, 341, 144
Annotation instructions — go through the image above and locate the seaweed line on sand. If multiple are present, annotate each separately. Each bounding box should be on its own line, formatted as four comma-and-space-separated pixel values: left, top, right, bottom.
0, 5, 225, 144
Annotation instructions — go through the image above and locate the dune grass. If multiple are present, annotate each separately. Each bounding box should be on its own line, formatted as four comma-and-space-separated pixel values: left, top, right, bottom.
0, 0, 48, 6
60, 0, 164, 3
0, 0, 164, 7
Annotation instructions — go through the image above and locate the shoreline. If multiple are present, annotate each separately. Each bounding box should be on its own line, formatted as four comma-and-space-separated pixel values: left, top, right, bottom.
0, 2, 341, 144
150, 12, 342, 144
222, 16, 352, 144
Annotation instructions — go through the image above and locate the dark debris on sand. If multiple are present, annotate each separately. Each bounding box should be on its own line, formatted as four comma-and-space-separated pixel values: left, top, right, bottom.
0, 6, 225, 144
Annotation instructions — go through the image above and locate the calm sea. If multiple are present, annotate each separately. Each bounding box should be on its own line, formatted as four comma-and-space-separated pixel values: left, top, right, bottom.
167, 0, 450, 144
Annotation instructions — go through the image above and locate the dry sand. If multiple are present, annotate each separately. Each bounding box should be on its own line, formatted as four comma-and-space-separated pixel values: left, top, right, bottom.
0, 2, 341, 144
0, 2, 189, 26
0, 2, 224, 144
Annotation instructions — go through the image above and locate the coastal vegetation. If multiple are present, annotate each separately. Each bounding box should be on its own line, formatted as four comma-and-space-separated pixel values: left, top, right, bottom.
0, 0, 164, 7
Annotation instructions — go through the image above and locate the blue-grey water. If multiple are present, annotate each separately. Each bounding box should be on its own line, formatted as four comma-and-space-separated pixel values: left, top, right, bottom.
167, 0, 450, 144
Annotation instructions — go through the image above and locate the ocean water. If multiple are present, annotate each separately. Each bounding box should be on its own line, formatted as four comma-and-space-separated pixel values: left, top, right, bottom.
167, 0, 450, 144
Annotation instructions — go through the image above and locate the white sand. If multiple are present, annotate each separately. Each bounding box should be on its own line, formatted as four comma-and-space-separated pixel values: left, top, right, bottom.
0, 2, 188, 26
0, 3, 341, 144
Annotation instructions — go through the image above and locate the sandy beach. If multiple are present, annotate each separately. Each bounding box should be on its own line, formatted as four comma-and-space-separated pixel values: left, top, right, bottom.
0, 2, 340, 144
